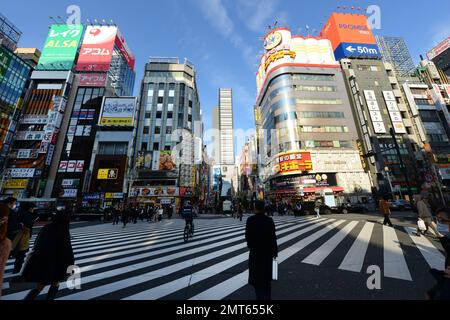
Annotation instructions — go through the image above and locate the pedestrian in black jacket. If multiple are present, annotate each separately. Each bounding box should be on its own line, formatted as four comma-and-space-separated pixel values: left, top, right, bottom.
22, 210, 74, 300
245, 200, 278, 300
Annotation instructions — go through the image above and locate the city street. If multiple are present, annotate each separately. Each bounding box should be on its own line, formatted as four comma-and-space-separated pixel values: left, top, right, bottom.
1, 212, 445, 300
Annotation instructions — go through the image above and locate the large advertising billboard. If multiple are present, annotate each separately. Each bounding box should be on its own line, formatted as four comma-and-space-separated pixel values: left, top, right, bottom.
37, 24, 84, 70
320, 13, 380, 60
115, 29, 135, 70
427, 37, 450, 60
273, 151, 313, 176
99, 97, 136, 126
76, 26, 117, 72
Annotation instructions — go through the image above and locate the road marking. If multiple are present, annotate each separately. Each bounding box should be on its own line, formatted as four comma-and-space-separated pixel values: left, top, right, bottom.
125, 219, 335, 300
191, 220, 346, 300
383, 226, 412, 281
303, 221, 359, 266
405, 227, 445, 271
339, 222, 375, 272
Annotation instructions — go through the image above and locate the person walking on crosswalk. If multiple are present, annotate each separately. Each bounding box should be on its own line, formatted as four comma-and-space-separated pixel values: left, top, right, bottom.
245, 200, 278, 300
416, 194, 444, 239
22, 210, 74, 300
379, 195, 393, 227
314, 199, 322, 219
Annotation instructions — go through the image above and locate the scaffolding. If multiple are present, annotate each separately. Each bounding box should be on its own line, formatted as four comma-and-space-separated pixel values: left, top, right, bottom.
0, 12, 22, 51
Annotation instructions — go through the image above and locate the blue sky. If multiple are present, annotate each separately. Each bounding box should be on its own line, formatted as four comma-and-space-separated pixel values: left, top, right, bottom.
2, 0, 450, 155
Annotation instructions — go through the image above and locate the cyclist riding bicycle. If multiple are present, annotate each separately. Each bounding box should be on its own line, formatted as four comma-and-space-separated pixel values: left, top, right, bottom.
182, 201, 194, 235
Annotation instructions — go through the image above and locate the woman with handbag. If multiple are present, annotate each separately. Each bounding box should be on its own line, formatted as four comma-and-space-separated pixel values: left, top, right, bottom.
22, 210, 74, 300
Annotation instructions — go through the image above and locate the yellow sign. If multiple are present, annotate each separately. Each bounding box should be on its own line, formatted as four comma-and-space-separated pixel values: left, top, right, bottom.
97, 169, 119, 180
4, 179, 28, 189
357, 142, 367, 170
100, 118, 133, 126
264, 50, 296, 71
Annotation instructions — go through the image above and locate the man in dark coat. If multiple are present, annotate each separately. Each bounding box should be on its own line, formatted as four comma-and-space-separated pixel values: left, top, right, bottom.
245, 200, 278, 300
22, 210, 74, 300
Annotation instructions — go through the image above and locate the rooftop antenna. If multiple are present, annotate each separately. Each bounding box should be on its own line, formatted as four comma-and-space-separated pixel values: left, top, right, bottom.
49, 16, 59, 25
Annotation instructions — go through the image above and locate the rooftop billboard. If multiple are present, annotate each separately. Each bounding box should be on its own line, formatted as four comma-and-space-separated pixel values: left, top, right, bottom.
76, 26, 117, 72
320, 13, 380, 60
36, 24, 84, 70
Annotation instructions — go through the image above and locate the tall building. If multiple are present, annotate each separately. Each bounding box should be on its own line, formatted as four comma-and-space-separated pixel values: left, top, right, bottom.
376, 36, 416, 78
321, 13, 422, 199
211, 106, 220, 165
254, 27, 371, 205
0, 13, 21, 51
219, 89, 235, 165
54, 25, 136, 208
428, 37, 450, 77
2, 24, 137, 205
218, 88, 237, 196
401, 59, 450, 203
0, 45, 33, 173
131, 58, 203, 210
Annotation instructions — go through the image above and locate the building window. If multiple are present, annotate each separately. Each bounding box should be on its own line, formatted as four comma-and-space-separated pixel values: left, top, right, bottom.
165, 145, 171, 151
156, 112, 162, 119
157, 97, 164, 104
167, 111, 173, 118
142, 142, 148, 151
155, 127, 161, 134
166, 126, 172, 134
143, 127, 150, 134
98, 142, 128, 156
153, 143, 160, 151
145, 112, 152, 119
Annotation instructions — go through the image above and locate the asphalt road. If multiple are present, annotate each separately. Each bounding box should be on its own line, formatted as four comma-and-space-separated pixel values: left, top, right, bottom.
2, 211, 445, 300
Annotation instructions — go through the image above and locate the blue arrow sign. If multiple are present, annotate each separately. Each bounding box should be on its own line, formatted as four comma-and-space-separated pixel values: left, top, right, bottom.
334, 42, 382, 60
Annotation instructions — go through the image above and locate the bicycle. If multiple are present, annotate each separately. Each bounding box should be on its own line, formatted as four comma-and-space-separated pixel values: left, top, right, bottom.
184, 220, 194, 243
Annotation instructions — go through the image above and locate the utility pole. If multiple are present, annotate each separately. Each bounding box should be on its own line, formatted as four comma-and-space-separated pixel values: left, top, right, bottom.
390, 128, 414, 201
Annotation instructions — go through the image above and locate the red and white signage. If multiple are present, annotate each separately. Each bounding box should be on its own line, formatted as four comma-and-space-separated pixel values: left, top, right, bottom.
76, 26, 117, 72
59, 160, 85, 173
115, 29, 135, 70
79, 73, 108, 87
427, 37, 450, 60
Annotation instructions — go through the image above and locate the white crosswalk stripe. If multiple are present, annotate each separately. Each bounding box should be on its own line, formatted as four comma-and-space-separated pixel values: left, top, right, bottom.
1, 216, 445, 301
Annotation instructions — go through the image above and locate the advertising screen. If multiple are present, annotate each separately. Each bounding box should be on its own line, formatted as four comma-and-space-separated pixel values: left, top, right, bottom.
37, 25, 84, 70
76, 26, 117, 72
99, 97, 136, 126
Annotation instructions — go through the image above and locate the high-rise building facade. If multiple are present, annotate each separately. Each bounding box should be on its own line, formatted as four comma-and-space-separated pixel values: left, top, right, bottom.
0, 45, 33, 172
255, 27, 371, 205
2, 24, 137, 205
321, 13, 422, 199
376, 36, 416, 78
131, 58, 203, 210
428, 37, 450, 77
219, 89, 234, 165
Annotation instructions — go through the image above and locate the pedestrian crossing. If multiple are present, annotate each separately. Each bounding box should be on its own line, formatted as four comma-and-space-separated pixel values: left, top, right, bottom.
1, 216, 446, 300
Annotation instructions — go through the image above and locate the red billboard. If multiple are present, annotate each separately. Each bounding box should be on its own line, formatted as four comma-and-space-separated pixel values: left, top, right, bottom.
76, 26, 117, 72
116, 29, 135, 70
427, 37, 450, 60
320, 13, 376, 50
